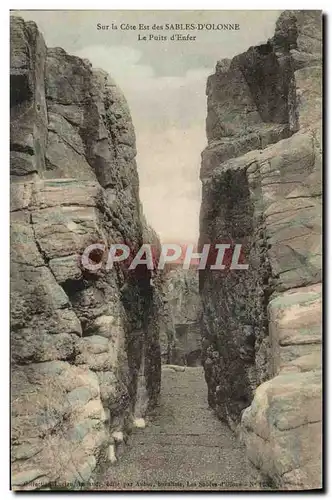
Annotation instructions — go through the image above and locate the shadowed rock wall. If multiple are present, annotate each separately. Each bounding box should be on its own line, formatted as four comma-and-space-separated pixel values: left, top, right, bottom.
163, 268, 202, 366
199, 10, 322, 489
10, 16, 162, 489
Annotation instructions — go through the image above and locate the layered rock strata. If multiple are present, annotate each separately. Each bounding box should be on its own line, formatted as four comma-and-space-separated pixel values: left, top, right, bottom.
199, 11, 322, 489
10, 16, 162, 489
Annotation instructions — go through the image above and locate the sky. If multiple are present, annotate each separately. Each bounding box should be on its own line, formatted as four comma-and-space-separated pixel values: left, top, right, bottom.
13, 10, 280, 243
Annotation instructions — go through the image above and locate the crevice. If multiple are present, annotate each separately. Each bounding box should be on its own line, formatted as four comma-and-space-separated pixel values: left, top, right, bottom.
10, 143, 34, 156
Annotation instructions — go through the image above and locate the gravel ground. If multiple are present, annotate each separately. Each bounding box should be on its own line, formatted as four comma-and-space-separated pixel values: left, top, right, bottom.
97, 366, 264, 491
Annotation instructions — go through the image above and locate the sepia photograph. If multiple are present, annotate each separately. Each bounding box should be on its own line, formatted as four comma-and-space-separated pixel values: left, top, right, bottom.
9, 7, 323, 492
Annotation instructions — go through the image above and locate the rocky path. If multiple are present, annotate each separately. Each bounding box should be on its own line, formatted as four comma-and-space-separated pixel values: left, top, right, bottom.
98, 367, 263, 491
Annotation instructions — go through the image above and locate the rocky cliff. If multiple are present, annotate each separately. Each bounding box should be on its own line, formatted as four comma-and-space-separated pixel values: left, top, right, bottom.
199, 11, 322, 489
10, 16, 162, 489
163, 269, 202, 365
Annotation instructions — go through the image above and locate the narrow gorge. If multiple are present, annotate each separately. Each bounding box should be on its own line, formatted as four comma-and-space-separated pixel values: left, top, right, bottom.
10, 10, 322, 492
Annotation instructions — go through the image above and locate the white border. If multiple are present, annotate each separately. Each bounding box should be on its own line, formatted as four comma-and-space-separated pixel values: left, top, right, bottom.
2, 1, 330, 499
4, 0, 332, 9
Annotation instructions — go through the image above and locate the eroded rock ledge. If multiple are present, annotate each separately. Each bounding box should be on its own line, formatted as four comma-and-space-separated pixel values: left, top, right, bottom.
10, 16, 163, 489
199, 11, 322, 489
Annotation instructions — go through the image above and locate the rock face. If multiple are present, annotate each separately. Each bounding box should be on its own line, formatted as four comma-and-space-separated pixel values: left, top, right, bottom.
10, 16, 162, 489
199, 11, 322, 489
162, 269, 202, 366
